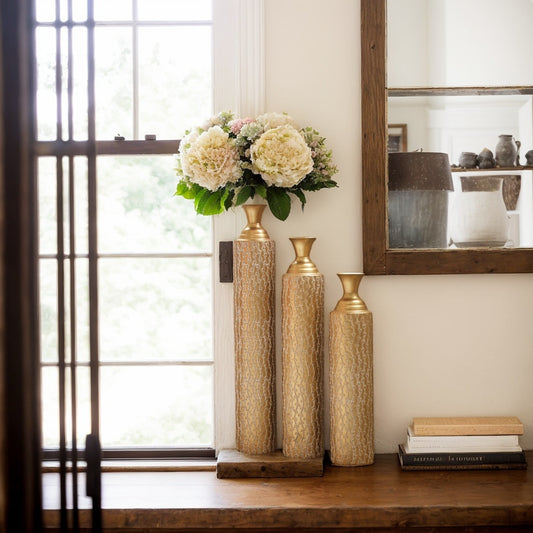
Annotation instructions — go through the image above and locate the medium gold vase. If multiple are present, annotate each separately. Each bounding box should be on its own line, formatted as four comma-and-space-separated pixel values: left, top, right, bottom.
282, 237, 324, 459
329, 273, 374, 466
233, 205, 276, 455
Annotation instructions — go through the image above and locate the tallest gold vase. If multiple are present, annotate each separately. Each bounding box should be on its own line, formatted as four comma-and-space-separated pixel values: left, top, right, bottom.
233, 204, 276, 454
282, 237, 324, 459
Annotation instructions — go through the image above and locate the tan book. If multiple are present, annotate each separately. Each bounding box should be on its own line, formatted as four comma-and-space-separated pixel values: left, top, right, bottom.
412, 416, 524, 436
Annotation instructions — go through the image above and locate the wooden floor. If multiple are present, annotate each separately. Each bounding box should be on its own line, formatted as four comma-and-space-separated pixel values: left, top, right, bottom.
43, 451, 533, 532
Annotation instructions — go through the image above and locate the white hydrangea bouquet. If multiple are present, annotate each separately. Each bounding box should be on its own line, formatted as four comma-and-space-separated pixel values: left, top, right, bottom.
175, 111, 338, 221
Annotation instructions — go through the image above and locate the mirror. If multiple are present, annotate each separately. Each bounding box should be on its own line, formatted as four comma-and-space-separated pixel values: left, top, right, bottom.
361, 0, 533, 274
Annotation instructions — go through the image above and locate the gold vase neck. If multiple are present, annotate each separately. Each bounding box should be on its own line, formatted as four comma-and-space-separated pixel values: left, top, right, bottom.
286, 237, 319, 274
334, 273, 368, 312
238, 204, 270, 241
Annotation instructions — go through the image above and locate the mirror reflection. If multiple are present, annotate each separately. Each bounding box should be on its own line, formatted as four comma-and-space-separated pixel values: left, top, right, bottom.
386, 0, 533, 250
387, 0, 533, 88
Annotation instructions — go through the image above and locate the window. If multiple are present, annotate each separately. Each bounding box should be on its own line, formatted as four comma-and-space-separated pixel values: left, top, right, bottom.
37, 0, 217, 456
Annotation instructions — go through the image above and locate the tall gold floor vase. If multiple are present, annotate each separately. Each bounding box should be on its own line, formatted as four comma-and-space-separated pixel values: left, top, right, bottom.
234, 204, 276, 455
329, 273, 374, 466
282, 237, 324, 459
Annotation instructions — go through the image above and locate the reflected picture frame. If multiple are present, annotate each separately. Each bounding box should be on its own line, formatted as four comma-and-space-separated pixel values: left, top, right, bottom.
388, 123, 407, 152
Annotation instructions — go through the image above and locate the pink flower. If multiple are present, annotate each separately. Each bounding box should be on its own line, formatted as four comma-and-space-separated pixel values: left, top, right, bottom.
229, 117, 254, 135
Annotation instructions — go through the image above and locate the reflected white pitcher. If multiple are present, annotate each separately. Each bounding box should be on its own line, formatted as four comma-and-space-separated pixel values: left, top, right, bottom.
450, 177, 509, 248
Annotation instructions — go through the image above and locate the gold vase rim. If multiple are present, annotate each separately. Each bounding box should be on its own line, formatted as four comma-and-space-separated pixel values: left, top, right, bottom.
289, 236, 316, 242
286, 236, 319, 274
334, 272, 368, 312
238, 204, 270, 241
243, 203, 267, 212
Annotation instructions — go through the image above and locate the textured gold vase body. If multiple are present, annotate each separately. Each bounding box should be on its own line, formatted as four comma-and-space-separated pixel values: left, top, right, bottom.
282, 237, 324, 459
329, 273, 374, 466
234, 205, 276, 454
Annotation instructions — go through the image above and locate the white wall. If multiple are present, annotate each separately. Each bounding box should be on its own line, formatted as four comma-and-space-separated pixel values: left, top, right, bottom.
255, 0, 533, 453
389, 0, 533, 87
387, 97, 429, 152
387, 0, 428, 86
439, 0, 533, 87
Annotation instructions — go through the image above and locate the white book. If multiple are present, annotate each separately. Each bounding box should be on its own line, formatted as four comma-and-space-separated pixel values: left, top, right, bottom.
405, 426, 522, 453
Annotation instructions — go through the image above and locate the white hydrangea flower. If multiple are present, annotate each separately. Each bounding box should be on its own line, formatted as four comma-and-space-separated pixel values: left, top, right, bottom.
256, 112, 297, 132
180, 126, 242, 191
250, 125, 313, 187
235, 121, 264, 146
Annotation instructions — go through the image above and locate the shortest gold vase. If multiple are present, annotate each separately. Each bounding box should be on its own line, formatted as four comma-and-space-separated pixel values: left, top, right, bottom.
329, 273, 374, 466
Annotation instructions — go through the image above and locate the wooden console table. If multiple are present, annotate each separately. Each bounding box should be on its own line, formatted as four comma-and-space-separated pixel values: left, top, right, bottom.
43, 451, 533, 532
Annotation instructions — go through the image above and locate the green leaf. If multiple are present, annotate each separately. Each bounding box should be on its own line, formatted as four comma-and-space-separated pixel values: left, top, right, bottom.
175, 181, 196, 200
223, 189, 235, 210
202, 191, 226, 215
254, 184, 267, 198
175, 181, 188, 196
196, 190, 225, 216
235, 186, 253, 206
194, 188, 209, 212
219, 188, 229, 210
292, 189, 306, 209
266, 188, 291, 221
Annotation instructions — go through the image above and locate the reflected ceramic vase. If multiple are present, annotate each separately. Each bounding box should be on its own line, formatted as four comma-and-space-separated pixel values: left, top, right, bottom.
495, 134, 517, 167
450, 176, 509, 248
233, 205, 276, 455
329, 273, 374, 466
282, 237, 324, 459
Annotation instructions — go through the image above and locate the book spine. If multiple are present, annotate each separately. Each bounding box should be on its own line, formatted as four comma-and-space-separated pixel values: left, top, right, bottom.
404, 445, 523, 454
399, 462, 528, 471
398, 448, 527, 467
413, 424, 524, 436
406, 429, 519, 448
411, 417, 524, 436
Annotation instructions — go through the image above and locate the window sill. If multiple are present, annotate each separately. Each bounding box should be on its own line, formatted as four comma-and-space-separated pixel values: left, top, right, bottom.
43, 459, 216, 474
43, 451, 533, 532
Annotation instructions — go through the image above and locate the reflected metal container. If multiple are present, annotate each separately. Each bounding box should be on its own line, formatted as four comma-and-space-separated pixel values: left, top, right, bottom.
388, 152, 454, 249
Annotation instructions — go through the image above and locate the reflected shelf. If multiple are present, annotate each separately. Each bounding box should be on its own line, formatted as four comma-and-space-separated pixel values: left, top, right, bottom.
388, 86, 533, 97
451, 166, 533, 172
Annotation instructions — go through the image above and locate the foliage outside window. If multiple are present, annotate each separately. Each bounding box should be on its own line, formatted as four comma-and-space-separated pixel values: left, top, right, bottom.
37, 0, 216, 453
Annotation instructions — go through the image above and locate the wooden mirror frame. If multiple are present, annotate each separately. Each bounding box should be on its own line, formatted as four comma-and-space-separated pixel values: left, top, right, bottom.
361, 0, 533, 275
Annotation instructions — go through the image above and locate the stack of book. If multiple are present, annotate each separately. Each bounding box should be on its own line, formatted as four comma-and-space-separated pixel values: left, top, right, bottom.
398, 416, 527, 470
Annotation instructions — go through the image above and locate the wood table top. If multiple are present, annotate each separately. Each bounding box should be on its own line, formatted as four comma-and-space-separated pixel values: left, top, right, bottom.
43, 451, 533, 531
